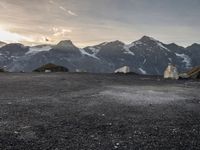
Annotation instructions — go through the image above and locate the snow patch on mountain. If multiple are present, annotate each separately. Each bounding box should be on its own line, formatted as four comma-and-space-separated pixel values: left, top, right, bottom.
100, 42, 108, 46
27, 46, 52, 55
79, 48, 100, 60
134, 41, 144, 45
143, 59, 147, 64
88, 47, 100, 55
175, 53, 191, 68
139, 68, 147, 74
123, 45, 135, 56
168, 58, 172, 62
131, 41, 146, 47
157, 43, 170, 52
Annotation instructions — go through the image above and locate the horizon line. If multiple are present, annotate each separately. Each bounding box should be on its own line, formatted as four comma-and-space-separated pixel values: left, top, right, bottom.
0, 35, 199, 48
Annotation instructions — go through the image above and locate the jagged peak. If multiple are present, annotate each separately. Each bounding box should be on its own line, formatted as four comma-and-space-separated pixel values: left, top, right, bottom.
129, 36, 160, 46
188, 43, 200, 47
167, 43, 179, 46
139, 36, 158, 42
2, 43, 26, 48
106, 40, 125, 46
166, 43, 185, 49
0, 41, 6, 45
57, 40, 74, 46
85, 40, 124, 49
0, 41, 7, 48
31, 44, 53, 48
54, 40, 78, 49
94, 42, 109, 47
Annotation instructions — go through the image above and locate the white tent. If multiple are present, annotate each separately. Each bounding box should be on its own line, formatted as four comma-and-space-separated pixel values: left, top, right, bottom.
45, 70, 51, 73
164, 64, 179, 79
115, 66, 130, 74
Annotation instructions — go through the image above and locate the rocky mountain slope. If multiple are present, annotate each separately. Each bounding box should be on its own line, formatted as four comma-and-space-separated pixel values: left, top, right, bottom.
0, 36, 199, 75
0, 41, 6, 47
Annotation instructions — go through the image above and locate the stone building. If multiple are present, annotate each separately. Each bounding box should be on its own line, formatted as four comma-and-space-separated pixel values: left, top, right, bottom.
164, 64, 179, 79
115, 66, 130, 74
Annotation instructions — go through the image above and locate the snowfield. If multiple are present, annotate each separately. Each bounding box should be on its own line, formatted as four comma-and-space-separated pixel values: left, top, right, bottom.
175, 53, 191, 68
79, 48, 100, 60
139, 68, 147, 74
123, 44, 135, 56
26, 45, 52, 55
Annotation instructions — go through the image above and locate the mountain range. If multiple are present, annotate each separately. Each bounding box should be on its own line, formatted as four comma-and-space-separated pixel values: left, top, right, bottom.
0, 36, 199, 75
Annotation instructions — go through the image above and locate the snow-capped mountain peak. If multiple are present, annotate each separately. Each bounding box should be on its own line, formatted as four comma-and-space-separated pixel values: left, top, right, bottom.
140, 36, 157, 42
54, 40, 76, 49
0, 36, 199, 75
132, 36, 170, 52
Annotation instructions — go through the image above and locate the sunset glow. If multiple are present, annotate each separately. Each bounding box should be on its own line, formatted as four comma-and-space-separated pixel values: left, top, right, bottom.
0, 0, 199, 46
0, 28, 27, 43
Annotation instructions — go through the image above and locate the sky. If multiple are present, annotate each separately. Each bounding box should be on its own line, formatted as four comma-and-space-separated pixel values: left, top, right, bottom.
0, 0, 199, 47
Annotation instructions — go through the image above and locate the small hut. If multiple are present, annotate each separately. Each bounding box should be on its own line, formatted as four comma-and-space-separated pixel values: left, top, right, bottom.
115, 66, 130, 74
33, 63, 69, 72
164, 64, 179, 79
75, 69, 87, 73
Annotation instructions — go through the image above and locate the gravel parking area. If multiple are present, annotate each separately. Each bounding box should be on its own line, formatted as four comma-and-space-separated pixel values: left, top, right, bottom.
0, 73, 200, 150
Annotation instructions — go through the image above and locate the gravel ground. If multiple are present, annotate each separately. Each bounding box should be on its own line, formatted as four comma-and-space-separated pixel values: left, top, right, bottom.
0, 73, 200, 150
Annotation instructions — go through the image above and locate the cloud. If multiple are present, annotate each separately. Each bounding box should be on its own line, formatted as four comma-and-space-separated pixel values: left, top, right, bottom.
59, 6, 78, 17
67, 10, 78, 16
49, 0, 55, 4
59, 6, 67, 11
0, 1, 7, 8
0, 0, 199, 47
52, 27, 72, 37
0, 27, 32, 43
